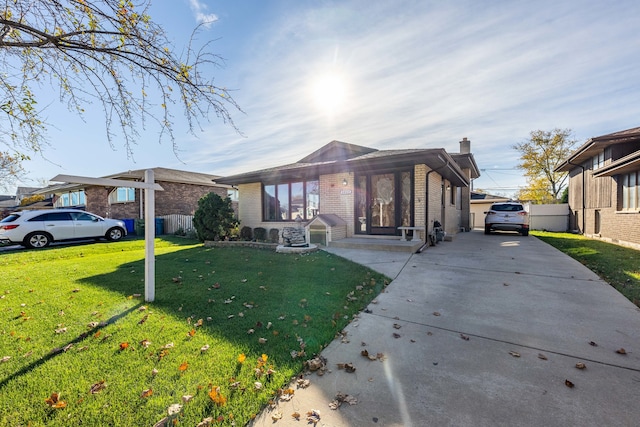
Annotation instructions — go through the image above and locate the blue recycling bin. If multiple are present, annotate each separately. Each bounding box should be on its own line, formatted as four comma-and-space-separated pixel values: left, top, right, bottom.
155, 218, 164, 235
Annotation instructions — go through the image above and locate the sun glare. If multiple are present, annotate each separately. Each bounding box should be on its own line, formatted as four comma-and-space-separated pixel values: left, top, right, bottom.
311, 73, 347, 113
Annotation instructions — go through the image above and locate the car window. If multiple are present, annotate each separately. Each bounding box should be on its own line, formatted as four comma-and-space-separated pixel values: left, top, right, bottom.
30, 212, 73, 222
0, 214, 21, 223
491, 204, 523, 212
71, 212, 98, 221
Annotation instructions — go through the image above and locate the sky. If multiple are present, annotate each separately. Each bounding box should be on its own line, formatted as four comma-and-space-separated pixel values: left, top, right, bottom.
7, 0, 640, 198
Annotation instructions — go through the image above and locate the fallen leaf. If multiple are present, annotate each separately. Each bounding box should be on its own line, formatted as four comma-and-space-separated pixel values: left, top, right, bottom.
460, 334, 470, 341
55, 327, 67, 334
306, 409, 321, 424
182, 395, 193, 403
538, 353, 548, 360
188, 329, 196, 337
393, 333, 401, 339
575, 362, 586, 369
589, 341, 598, 347
141, 388, 153, 398
258, 337, 267, 344
200, 344, 210, 352
45, 392, 67, 409
292, 412, 301, 420
393, 323, 401, 329
509, 351, 521, 358
1, 356, 10, 363
271, 411, 283, 421
564, 379, 574, 388
119, 342, 129, 351
89, 380, 106, 394
178, 362, 188, 372
616, 348, 627, 355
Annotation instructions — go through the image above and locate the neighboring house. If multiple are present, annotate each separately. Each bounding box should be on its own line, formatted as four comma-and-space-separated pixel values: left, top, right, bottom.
35, 167, 231, 220
556, 126, 640, 249
470, 192, 510, 229
217, 139, 479, 244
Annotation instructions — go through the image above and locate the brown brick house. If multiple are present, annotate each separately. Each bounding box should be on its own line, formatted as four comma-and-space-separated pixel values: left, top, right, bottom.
38, 167, 231, 222
556, 126, 640, 249
216, 139, 479, 245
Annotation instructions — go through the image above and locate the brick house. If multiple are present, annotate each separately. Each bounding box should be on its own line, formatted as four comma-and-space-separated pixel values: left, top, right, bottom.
38, 167, 230, 221
555, 126, 640, 249
217, 139, 479, 245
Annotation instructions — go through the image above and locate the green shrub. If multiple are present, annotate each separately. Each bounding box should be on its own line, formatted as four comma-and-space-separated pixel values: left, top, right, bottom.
240, 226, 253, 241
268, 228, 280, 243
254, 227, 267, 241
193, 193, 239, 242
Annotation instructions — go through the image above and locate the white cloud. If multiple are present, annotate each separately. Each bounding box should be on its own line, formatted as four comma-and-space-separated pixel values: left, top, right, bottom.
187, 0, 218, 27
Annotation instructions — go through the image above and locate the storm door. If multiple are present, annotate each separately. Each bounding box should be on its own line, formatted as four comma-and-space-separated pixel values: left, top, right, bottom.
355, 171, 413, 235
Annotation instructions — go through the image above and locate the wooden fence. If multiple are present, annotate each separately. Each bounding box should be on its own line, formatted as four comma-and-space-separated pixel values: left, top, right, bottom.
158, 214, 194, 234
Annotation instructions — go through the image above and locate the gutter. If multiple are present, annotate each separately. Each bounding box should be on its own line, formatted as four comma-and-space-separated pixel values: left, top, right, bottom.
417, 155, 449, 253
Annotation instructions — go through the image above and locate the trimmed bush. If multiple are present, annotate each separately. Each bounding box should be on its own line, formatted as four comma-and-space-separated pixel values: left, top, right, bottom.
193, 193, 239, 242
268, 228, 280, 243
240, 226, 253, 241
253, 227, 267, 242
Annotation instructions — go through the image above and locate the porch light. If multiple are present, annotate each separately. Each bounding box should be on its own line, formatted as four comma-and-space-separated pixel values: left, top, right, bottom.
342, 178, 348, 186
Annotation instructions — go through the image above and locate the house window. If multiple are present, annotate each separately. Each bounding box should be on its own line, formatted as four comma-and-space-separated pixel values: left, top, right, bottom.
227, 188, 238, 201
55, 190, 85, 207
263, 180, 319, 221
109, 187, 136, 204
592, 151, 605, 170
621, 171, 639, 210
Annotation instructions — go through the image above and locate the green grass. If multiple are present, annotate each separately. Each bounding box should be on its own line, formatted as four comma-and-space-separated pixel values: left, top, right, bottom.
532, 231, 640, 306
0, 237, 389, 426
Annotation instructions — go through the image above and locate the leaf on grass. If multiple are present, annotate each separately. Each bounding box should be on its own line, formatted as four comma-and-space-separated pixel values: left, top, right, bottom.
237, 353, 246, 364
140, 339, 151, 348
616, 348, 627, 355
119, 342, 129, 351
141, 388, 153, 398
167, 403, 183, 416
208, 386, 227, 406
138, 314, 149, 325
89, 380, 106, 394
258, 337, 267, 344
178, 362, 188, 372
182, 395, 193, 403
187, 329, 196, 337
564, 379, 574, 388
45, 392, 67, 409
200, 344, 210, 352
55, 327, 67, 334
1, 356, 10, 363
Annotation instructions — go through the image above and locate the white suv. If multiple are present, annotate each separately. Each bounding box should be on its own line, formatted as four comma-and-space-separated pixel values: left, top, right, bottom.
0, 209, 127, 248
484, 202, 529, 236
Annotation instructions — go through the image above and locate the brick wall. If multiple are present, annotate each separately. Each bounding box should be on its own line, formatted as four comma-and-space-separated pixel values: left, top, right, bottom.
84, 182, 226, 219
414, 164, 427, 240
319, 172, 355, 236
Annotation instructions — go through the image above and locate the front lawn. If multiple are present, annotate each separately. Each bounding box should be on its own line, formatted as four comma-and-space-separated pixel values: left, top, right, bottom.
0, 237, 389, 426
532, 231, 640, 306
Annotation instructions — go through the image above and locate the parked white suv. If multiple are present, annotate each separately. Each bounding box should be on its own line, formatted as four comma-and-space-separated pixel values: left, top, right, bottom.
484, 202, 529, 236
0, 209, 127, 248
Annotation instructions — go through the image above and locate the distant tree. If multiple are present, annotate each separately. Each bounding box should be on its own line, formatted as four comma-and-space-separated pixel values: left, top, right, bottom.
560, 187, 569, 203
20, 194, 44, 206
0, 0, 241, 174
515, 176, 556, 204
193, 193, 238, 242
513, 129, 576, 202
0, 151, 27, 190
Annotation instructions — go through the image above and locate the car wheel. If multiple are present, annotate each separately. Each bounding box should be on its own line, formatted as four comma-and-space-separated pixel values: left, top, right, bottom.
106, 227, 124, 241
24, 232, 52, 249
484, 225, 491, 235
521, 229, 529, 236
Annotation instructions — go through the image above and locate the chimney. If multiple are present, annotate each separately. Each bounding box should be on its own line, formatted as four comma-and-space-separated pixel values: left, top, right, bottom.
460, 137, 471, 154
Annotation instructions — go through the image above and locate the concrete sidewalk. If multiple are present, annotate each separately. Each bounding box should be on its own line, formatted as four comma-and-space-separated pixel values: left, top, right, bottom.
250, 231, 640, 426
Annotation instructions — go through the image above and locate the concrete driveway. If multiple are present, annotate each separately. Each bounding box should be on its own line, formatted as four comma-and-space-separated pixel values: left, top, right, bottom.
250, 231, 640, 427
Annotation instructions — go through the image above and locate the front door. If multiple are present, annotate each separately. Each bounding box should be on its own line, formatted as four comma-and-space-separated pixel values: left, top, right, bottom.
355, 171, 412, 236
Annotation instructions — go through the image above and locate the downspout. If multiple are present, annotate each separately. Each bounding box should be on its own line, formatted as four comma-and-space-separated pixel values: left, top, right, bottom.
567, 160, 586, 233
417, 155, 449, 253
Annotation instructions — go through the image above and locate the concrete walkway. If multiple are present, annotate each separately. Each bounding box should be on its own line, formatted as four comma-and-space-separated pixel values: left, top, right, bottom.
250, 231, 640, 427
